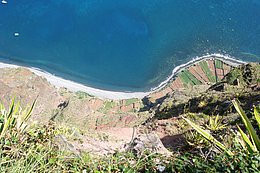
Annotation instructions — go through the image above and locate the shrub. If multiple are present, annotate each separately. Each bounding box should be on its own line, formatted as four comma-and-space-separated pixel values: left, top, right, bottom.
183, 99, 260, 155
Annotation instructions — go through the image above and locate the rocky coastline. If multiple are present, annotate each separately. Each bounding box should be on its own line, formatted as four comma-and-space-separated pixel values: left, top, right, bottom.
0, 56, 258, 156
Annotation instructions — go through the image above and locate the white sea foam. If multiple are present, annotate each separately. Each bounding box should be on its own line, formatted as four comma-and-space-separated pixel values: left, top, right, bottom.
150, 53, 246, 91
0, 53, 246, 100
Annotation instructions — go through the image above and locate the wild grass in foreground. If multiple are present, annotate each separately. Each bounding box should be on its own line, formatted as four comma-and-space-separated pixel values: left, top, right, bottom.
0, 99, 259, 172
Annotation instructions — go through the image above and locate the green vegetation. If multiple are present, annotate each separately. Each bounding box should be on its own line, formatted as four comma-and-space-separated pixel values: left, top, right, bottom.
124, 98, 139, 106
183, 69, 202, 85
98, 100, 116, 113
225, 63, 260, 86
104, 101, 116, 110
215, 59, 223, 69
205, 114, 227, 132
199, 61, 216, 82
75, 91, 93, 99
184, 98, 260, 156
183, 116, 234, 156
179, 69, 202, 87
179, 71, 193, 87
232, 99, 260, 153
0, 99, 35, 139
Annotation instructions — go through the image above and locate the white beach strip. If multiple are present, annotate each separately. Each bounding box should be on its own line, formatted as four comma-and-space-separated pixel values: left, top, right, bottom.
0, 62, 150, 100
0, 53, 246, 100
30, 68, 151, 100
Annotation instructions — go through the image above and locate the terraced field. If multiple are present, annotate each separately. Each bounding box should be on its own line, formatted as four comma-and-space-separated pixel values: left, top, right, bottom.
171, 59, 232, 89
148, 58, 235, 101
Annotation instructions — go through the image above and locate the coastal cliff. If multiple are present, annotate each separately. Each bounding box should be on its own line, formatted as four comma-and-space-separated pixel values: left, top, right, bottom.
0, 58, 259, 155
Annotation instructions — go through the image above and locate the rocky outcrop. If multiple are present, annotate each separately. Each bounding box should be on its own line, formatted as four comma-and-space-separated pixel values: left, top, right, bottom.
150, 63, 260, 120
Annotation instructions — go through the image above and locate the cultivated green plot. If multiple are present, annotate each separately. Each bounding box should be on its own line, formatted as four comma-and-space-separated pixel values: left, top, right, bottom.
215, 59, 223, 69
99, 101, 116, 113
199, 61, 216, 83
179, 71, 194, 87
183, 69, 202, 85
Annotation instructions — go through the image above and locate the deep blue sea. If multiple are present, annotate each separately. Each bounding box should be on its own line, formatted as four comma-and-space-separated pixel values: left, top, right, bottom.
0, 0, 260, 91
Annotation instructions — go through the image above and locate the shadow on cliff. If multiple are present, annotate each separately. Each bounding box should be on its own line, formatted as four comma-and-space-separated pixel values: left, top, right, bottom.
141, 62, 260, 120
141, 91, 260, 121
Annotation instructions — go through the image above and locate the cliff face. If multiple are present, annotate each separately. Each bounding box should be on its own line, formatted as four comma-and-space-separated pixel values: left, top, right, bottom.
0, 58, 242, 129
0, 67, 152, 155
0, 67, 149, 130
0, 61, 259, 155
0, 68, 63, 122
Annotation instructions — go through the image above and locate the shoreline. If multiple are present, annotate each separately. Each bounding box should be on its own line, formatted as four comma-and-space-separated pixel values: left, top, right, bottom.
150, 53, 246, 91
0, 53, 246, 100
0, 62, 150, 100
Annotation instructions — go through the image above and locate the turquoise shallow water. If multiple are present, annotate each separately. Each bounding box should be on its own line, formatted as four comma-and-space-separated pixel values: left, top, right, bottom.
0, 0, 260, 91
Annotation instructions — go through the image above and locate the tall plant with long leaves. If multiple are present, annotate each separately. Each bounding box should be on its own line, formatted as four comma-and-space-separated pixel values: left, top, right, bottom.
232, 99, 260, 153
183, 98, 260, 156
0, 99, 36, 139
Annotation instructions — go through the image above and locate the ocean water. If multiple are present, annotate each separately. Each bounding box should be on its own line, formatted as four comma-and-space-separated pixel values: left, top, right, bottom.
0, 0, 259, 92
